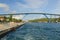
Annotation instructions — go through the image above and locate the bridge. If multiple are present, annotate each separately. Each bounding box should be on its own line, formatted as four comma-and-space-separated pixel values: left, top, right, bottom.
0, 13, 60, 22
0, 13, 60, 16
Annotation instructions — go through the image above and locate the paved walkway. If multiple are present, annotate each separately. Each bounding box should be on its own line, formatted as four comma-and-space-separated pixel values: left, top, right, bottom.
0, 22, 24, 31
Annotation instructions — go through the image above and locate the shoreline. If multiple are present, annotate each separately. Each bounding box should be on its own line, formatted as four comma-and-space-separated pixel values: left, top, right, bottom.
0, 22, 25, 39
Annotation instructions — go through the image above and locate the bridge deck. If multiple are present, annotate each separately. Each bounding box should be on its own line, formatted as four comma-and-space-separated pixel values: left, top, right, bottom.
0, 13, 60, 16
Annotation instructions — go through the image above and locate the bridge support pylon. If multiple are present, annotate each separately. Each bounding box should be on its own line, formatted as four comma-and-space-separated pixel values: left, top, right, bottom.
43, 14, 50, 23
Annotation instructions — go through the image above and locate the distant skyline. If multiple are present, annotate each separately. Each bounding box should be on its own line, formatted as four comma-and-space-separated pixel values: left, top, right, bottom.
0, 0, 60, 20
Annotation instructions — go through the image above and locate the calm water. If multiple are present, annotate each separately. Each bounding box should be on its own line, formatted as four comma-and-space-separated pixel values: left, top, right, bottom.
1, 22, 60, 40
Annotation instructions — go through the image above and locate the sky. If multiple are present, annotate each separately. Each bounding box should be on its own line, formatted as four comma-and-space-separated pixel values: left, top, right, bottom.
0, 0, 60, 20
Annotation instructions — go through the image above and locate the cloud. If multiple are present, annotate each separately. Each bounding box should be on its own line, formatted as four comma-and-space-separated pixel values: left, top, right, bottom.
12, 15, 24, 19
15, 0, 48, 13
25, 0, 48, 8
0, 3, 9, 12
17, 0, 48, 9
51, 0, 60, 14
11, 10, 16, 13
11, 10, 24, 19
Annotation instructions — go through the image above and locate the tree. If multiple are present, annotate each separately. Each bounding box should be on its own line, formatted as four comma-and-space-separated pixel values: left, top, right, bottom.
57, 17, 60, 22
9, 14, 13, 22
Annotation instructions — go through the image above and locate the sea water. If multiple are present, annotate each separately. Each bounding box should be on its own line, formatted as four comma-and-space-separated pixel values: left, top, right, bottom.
1, 22, 60, 40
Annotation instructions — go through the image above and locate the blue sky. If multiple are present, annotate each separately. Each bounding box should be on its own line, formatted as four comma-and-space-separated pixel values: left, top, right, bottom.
0, 0, 60, 20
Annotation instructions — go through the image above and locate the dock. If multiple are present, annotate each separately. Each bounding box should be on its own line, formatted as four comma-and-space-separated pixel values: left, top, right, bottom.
0, 22, 25, 38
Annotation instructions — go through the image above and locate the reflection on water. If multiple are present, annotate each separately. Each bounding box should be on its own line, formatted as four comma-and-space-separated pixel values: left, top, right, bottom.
1, 22, 60, 40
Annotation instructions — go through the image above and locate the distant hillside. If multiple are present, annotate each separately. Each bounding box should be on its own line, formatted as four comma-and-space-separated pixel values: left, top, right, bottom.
28, 18, 60, 22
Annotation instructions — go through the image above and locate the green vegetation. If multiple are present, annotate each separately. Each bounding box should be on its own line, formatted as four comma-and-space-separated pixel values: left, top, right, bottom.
5, 17, 22, 22
9, 14, 13, 21
29, 18, 60, 23
0, 15, 23, 22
